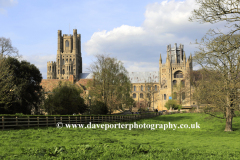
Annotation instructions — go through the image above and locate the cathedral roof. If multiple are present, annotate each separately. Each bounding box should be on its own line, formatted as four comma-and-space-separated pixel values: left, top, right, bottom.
128, 71, 159, 83
79, 72, 159, 84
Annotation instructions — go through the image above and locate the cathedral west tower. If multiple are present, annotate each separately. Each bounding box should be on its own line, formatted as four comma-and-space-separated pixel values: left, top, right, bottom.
47, 29, 82, 80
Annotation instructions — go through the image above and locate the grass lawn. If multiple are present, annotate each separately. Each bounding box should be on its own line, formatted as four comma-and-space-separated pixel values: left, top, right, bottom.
0, 112, 240, 159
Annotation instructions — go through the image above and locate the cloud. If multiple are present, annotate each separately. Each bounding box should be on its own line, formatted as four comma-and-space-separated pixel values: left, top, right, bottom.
0, 0, 18, 15
83, 0, 226, 74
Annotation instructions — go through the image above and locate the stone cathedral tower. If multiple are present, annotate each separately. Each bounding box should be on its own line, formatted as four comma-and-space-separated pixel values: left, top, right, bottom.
47, 29, 82, 80
158, 43, 192, 109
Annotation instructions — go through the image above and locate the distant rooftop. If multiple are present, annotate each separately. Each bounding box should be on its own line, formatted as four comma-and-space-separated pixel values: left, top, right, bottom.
79, 71, 159, 83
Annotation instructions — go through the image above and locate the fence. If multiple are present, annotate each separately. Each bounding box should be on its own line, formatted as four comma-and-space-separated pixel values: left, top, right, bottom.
0, 112, 161, 130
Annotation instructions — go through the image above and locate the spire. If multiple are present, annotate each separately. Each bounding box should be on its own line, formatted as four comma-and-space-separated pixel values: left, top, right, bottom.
159, 53, 162, 64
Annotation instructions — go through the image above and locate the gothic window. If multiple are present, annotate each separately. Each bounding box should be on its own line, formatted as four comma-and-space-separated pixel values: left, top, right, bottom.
173, 92, 177, 100
182, 92, 185, 100
63, 59, 65, 65
174, 71, 183, 78
141, 85, 143, 91
66, 59, 68, 63
164, 94, 166, 100
63, 69, 65, 75
58, 59, 59, 65
155, 85, 157, 91
134, 86, 136, 91
50, 66, 51, 71
73, 59, 75, 63
140, 93, 143, 98
70, 59, 71, 62
66, 40, 69, 47
133, 93, 136, 98
148, 86, 150, 91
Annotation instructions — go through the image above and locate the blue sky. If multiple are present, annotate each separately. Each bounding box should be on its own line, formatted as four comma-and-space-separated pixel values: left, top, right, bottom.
0, 0, 227, 79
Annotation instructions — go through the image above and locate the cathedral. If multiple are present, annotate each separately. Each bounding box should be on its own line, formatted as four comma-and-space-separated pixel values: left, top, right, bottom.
44, 30, 195, 111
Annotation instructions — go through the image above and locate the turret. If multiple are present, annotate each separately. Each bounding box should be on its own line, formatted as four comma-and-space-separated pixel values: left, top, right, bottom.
57, 30, 62, 54
159, 53, 162, 65
183, 51, 186, 64
73, 29, 78, 54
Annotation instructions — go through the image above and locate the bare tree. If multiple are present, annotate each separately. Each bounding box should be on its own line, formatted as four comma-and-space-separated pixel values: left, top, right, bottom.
189, 0, 240, 131
191, 34, 240, 132
87, 54, 134, 114
140, 78, 160, 111
0, 37, 21, 59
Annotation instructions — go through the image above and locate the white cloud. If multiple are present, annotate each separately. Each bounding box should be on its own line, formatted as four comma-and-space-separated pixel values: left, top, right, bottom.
0, 0, 18, 15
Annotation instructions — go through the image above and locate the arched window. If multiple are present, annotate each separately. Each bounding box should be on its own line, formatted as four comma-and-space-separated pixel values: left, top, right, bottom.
148, 86, 150, 91
63, 59, 65, 65
181, 80, 185, 87
66, 40, 69, 47
58, 59, 59, 65
63, 69, 65, 74
174, 71, 183, 78
173, 80, 177, 86
173, 92, 177, 99
134, 86, 136, 91
140, 93, 143, 98
141, 85, 143, 91
155, 85, 157, 91
133, 93, 136, 98
164, 94, 166, 100
50, 66, 51, 71
66, 59, 68, 63
182, 92, 185, 100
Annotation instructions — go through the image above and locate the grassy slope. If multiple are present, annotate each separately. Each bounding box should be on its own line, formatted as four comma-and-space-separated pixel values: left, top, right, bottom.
0, 113, 240, 160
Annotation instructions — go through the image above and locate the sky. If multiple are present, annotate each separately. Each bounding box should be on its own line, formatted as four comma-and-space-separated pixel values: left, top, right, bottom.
0, 0, 228, 79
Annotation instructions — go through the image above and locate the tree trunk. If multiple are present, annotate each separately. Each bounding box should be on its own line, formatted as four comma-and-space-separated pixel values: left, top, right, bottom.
224, 107, 233, 132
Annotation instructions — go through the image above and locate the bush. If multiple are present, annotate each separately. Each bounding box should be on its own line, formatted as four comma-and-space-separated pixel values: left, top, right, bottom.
90, 101, 108, 115
164, 99, 179, 110
44, 81, 87, 115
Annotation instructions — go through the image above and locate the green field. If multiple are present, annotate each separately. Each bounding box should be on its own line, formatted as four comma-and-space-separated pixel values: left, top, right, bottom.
1, 113, 240, 160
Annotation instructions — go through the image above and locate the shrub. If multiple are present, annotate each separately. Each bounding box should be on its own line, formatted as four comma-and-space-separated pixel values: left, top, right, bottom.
164, 99, 178, 110
90, 101, 108, 115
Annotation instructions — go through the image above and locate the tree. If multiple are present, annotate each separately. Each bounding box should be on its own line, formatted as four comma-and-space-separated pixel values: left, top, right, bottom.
164, 99, 179, 110
87, 54, 134, 114
189, 0, 240, 131
190, 33, 240, 131
0, 37, 22, 112
0, 37, 21, 59
3, 57, 44, 114
44, 81, 87, 115
139, 78, 160, 111
0, 55, 15, 111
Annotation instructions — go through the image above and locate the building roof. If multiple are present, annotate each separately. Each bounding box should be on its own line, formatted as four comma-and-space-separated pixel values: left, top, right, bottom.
79, 72, 159, 84
128, 71, 159, 83
79, 73, 94, 79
